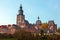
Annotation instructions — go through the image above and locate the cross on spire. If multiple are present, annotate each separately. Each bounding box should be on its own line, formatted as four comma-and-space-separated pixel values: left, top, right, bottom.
38, 16, 40, 20
20, 4, 22, 10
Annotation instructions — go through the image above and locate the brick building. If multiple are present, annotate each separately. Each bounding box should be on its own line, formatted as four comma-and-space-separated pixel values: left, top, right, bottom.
0, 4, 57, 34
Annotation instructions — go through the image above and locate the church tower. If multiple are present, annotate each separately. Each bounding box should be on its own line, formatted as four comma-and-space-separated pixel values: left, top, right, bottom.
16, 4, 29, 28
17, 4, 25, 27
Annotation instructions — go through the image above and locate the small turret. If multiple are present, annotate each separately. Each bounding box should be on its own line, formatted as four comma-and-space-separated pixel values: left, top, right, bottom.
36, 16, 41, 25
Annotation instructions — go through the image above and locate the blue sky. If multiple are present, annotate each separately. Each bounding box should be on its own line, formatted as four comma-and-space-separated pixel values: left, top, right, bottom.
0, 0, 60, 28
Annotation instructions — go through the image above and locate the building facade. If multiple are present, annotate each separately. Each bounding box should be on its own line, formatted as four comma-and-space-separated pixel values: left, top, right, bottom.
16, 4, 57, 34
0, 4, 57, 34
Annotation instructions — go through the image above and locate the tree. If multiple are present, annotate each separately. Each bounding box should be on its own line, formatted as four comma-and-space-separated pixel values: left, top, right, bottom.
57, 28, 60, 33
42, 23, 48, 29
40, 29, 44, 36
13, 29, 33, 40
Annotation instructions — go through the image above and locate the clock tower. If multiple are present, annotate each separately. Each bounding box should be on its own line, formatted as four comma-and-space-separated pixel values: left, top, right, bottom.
16, 4, 29, 29
16, 4, 25, 28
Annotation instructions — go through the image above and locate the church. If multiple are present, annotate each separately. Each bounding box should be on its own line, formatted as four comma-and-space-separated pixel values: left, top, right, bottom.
0, 4, 57, 34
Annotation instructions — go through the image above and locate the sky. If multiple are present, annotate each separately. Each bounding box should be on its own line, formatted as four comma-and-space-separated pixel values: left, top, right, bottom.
0, 0, 60, 28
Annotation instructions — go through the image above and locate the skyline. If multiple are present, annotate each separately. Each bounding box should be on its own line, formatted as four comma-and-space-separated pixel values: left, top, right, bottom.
0, 0, 60, 28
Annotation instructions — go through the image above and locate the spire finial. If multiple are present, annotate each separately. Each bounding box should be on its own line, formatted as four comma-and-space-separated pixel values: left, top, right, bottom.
18, 4, 23, 15
20, 4, 22, 10
38, 16, 39, 20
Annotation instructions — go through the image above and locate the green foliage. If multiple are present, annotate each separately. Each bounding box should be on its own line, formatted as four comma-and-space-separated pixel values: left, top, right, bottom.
57, 28, 60, 33
0, 38, 17, 40
0, 29, 60, 40
13, 29, 60, 40
13, 29, 33, 40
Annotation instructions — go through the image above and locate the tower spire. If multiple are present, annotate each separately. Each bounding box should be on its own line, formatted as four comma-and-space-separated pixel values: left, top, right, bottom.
20, 4, 22, 11
38, 16, 39, 20
19, 4, 23, 15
